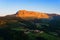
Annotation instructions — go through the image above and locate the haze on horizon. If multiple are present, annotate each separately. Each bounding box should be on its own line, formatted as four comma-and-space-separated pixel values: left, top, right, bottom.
0, 0, 60, 16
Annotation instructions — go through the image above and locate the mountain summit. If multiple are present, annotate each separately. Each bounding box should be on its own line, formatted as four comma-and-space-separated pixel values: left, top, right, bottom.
16, 10, 49, 20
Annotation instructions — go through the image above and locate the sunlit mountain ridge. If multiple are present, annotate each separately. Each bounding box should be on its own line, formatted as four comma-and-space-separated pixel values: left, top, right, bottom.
16, 10, 49, 20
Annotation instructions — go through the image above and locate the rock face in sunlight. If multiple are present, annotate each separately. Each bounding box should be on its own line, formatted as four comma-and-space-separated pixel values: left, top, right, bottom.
16, 10, 49, 20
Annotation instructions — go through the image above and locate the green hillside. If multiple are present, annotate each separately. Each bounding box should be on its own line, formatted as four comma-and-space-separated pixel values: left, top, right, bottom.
0, 17, 60, 40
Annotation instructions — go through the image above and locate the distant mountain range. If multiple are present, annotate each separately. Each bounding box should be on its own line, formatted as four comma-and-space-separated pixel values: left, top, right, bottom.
0, 10, 60, 24
1, 10, 59, 21
0, 10, 58, 20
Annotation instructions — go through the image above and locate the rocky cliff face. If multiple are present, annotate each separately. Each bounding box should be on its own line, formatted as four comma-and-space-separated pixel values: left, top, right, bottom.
16, 10, 50, 20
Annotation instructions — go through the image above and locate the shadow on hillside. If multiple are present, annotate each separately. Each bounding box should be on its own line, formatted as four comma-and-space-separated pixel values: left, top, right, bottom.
0, 29, 46, 40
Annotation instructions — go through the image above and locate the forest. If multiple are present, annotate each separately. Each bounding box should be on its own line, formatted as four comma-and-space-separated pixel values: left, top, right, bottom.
0, 16, 60, 40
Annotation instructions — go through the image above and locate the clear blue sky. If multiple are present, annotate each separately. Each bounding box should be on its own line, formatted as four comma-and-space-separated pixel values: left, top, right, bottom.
0, 0, 60, 16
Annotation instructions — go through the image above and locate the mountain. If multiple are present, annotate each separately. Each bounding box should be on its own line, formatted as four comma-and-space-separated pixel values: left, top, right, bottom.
0, 10, 60, 19
0, 10, 60, 40
47, 14, 60, 20
16, 10, 50, 20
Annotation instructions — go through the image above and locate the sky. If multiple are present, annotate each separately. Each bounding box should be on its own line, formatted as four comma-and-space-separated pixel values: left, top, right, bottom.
0, 0, 60, 16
